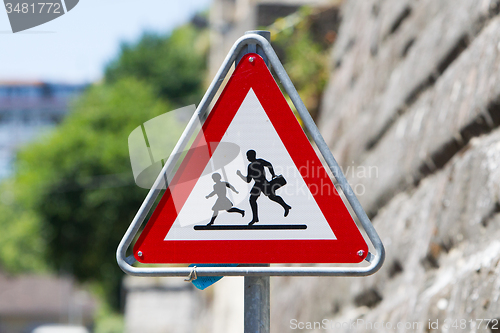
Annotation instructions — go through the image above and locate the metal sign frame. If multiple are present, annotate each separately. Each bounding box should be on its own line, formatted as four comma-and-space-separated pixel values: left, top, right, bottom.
116, 33, 385, 277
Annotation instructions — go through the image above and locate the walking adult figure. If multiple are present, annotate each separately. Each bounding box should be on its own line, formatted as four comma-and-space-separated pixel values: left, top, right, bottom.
205, 173, 245, 226
237, 150, 291, 225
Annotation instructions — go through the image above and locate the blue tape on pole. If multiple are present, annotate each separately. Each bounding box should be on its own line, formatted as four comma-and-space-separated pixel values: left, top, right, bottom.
189, 264, 239, 290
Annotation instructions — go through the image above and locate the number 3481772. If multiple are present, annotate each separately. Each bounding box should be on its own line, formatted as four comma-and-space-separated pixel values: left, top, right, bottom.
5, 3, 62, 14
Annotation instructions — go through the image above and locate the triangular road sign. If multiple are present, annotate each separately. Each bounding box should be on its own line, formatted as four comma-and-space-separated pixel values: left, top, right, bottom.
133, 53, 368, 264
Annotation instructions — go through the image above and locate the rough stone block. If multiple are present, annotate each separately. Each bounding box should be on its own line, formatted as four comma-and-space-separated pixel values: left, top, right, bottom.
352, 17, 500, 214
320, 0, 500, 170
271, 128, 500, 333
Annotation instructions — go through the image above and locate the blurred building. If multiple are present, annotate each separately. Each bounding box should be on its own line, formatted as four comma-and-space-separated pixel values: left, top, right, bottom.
208, 0, 335, 78
0, 82, 87, 179
0, 273, 96, 333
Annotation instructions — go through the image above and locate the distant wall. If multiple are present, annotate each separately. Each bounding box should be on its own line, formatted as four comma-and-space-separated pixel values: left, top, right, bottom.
271, 0, 500, 331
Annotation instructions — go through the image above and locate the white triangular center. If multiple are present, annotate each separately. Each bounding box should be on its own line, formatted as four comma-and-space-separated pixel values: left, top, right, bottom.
165, 89, 336, 240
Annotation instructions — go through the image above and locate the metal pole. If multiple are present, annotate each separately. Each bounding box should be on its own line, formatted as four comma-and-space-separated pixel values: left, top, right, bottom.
240, 30, 271, 333
244, 264, 270, 333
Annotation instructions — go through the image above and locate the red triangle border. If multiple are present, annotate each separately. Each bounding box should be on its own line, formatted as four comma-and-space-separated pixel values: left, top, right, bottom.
133, 53, 368, 264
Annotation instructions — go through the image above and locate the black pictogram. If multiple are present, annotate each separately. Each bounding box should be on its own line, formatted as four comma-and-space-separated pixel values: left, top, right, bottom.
205, 173, 244, 226
194, 150, 306, 231
236, 150, 291, 225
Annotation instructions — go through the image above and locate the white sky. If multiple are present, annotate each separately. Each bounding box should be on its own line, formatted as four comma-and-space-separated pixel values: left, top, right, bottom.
0, 0, 212, 83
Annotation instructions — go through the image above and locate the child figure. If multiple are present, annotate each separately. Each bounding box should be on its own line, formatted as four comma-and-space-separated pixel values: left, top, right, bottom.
205, 173, 245, 226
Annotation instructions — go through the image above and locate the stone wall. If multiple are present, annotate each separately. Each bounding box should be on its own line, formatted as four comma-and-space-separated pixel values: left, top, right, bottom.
271, 0, 500, 332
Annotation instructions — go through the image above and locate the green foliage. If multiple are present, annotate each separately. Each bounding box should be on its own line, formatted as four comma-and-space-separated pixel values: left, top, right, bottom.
105, 25, 209, 106
0, 18, 208, 311
93, 292, 125, 333
13, 78, 176, 308
0, 181, 47, 273
94, 312, 125, 333
271, 7, 332, 120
